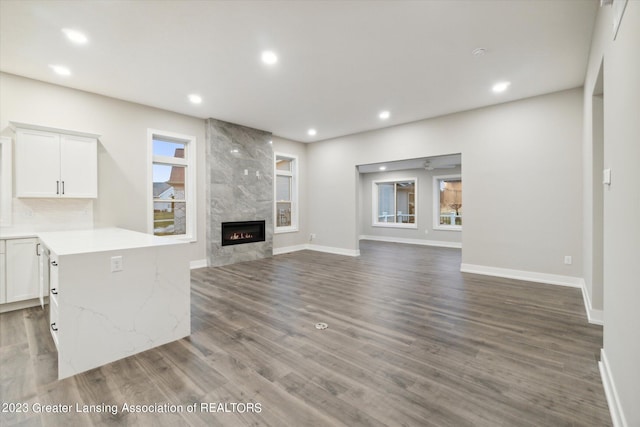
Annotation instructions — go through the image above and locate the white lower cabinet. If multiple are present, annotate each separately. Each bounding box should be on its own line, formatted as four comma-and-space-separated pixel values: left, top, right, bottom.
0, 241, 6, 304
5, 238, 42, 303
49, 294, 59, 349
49, 252, 59, 349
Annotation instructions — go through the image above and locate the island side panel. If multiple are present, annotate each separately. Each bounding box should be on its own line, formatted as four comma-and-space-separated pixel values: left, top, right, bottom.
56, 243, 190, 379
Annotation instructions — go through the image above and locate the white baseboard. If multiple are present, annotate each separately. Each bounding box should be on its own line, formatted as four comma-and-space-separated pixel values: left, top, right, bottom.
307, 244, 360, 257
0, 297, 46, 313
272, 243, 360, 257
579, 278, 604, 325
275, 237, 460, 255
273, 244, 308, 255
460, 264, 606, 326
190, 259, 208, 269
359, 235, 462, 249
599, 349, 628, 427
460, 263, 582, 288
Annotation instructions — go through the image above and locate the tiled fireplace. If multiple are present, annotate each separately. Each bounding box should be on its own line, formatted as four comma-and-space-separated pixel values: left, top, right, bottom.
206, 118, 273, 267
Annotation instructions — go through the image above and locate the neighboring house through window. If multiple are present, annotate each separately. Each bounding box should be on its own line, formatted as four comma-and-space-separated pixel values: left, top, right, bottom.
433, 174, 462, 230
274, 153, 298, 232
148, 129, 196, 239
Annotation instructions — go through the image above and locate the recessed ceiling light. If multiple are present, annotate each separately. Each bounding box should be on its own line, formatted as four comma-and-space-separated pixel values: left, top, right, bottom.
379, 111, 390, 120
188, 94, 202, 104
62, 28, 88, 45
492, 81, 511, 93
307, 128, 317, 136
379, 166, 387, 171
261, 51, 278, 65
269, 140, 273, 144
49, 64, 71, 76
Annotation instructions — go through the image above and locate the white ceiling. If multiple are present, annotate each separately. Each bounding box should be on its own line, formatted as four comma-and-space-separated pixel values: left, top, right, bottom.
0, 0, 598, 143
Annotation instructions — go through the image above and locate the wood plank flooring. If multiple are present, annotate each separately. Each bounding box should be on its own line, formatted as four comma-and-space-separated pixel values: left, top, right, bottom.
0, 241, 611, 426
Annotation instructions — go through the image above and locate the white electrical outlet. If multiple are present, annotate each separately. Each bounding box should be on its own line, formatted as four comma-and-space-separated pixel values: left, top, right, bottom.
111, 256, 123, 272
310, 233, 316, 241
564, 256, 572, 265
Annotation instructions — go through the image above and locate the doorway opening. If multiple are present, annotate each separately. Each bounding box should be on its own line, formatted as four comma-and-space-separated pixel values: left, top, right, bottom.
355, 154, 463, 254
589, 59, 605, 319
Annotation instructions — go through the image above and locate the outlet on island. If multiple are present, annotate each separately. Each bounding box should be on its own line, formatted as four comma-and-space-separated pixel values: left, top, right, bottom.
111, 255, 123, 272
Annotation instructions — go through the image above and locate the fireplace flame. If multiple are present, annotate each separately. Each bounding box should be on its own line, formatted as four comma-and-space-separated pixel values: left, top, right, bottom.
228, 232, 254, 240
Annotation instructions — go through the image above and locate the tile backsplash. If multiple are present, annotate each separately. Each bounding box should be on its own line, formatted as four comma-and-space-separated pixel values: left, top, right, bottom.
9, 198, 93, 231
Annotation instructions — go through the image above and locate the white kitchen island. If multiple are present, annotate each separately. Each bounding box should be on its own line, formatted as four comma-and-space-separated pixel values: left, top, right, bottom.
37, 228, 191, 379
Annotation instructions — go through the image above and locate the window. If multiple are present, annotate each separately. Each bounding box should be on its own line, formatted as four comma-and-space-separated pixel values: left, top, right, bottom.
434, 174, 462, 230
372, 178, 417, 228
274, 153, 298, 232
148, 129, 196, 239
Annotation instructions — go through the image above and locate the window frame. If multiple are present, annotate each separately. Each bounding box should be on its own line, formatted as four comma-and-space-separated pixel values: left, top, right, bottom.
371, 177, 418, 229
147, 129, 196, 241
433, 174, 462, 231
274, 152, 298, 233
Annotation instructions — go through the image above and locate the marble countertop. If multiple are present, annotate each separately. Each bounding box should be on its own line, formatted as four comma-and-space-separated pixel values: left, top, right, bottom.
37, 227, 188, 255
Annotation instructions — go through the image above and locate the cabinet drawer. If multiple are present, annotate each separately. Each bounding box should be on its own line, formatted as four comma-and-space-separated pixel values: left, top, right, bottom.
49, 291, 58, 307
50, 256, 59, 292
49, 297, 59, 349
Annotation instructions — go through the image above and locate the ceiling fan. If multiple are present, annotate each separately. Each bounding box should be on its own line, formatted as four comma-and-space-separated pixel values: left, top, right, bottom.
423, 160, 457, 171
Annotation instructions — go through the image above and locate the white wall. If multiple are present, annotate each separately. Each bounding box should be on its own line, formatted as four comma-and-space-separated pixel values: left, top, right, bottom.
307, 88, 584, 278
584, 2, 640, 426
271, 136, 308, 250
359, 167, 462, 246
583, 1, 610, 317
0, 73, 207, 263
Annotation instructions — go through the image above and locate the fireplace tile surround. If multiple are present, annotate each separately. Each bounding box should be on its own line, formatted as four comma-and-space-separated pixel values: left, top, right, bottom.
206, 118, 273, 267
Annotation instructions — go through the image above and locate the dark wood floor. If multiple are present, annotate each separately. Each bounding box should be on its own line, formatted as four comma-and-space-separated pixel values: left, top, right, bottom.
1, 241, 611, 426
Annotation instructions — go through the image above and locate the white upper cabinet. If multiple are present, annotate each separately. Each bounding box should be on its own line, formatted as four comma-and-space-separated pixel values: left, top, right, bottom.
15, 129, 61, 197
13, 123, 99, 198
59, 134, 98, 198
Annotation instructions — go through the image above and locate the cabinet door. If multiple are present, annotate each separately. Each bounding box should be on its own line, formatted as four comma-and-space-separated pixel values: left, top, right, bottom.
0, 240, 6, 304
38, 244, 50, 308
60, 135, 97, 198
15, 129, 61, 197
6, 238, 40, 302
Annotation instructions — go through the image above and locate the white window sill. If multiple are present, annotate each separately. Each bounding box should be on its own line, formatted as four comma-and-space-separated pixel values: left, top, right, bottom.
372, 223, 418, 229
275, 226, 299, 234
433, 226, 462, 232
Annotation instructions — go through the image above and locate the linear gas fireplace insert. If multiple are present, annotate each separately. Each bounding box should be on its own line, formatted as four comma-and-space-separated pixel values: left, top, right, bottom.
221, 220, 266, 246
